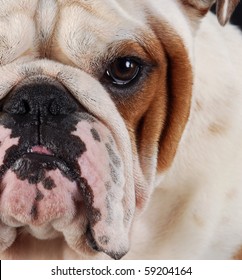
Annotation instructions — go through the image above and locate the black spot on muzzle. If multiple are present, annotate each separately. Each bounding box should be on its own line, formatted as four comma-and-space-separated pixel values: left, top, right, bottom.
0, 79, 87, 179
0, 78, 104, 255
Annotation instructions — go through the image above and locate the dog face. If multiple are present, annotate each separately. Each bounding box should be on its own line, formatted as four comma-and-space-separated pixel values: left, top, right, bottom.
0, 0, 239, 259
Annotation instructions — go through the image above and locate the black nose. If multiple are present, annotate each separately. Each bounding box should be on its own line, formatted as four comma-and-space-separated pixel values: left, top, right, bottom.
1, 80, 80, 119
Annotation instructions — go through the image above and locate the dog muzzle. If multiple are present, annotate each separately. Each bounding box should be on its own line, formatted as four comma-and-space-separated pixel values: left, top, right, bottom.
0, 60, 139, 259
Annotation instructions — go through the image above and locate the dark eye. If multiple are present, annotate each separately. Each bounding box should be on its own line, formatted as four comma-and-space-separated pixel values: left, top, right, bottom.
105, 57, 142, 86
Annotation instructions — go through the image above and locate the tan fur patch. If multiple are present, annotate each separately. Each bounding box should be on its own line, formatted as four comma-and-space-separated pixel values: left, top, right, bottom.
148, 17, 193, 172
208, 121, 227, 135
233, 246, 242, 260
109, 36, 168, 180
180, 0, 209, 17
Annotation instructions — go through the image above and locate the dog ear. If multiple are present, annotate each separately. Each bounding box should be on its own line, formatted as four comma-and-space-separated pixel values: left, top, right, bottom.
216, 0, 240, 25
181, 0, 240, 25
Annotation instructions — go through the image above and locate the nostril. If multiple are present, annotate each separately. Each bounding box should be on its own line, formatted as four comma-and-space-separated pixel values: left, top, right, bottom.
48, 99, 60, 116
3, 99, 31, 115
21, 100, 31, 114
48, 98, 79, 116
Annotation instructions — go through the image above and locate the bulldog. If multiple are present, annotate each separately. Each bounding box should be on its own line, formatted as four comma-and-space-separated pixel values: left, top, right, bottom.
0, 0, 242, 260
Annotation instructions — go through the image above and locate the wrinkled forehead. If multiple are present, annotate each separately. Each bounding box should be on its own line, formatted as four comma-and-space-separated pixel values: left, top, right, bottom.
57, 0, 145, 26
0, 0, 194, 68
57, 0, 144, 37
38, 0, 149, 70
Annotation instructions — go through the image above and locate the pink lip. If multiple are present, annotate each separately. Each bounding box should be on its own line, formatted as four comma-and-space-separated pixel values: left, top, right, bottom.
31, 146, 53, 155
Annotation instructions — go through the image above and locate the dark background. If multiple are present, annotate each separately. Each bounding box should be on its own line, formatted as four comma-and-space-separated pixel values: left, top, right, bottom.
231, 1, 242, 28
212, 2, 242, 29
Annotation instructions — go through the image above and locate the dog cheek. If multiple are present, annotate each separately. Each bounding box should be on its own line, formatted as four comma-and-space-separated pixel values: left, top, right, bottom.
73, 121, 130, 257
77, 151, 128, 253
